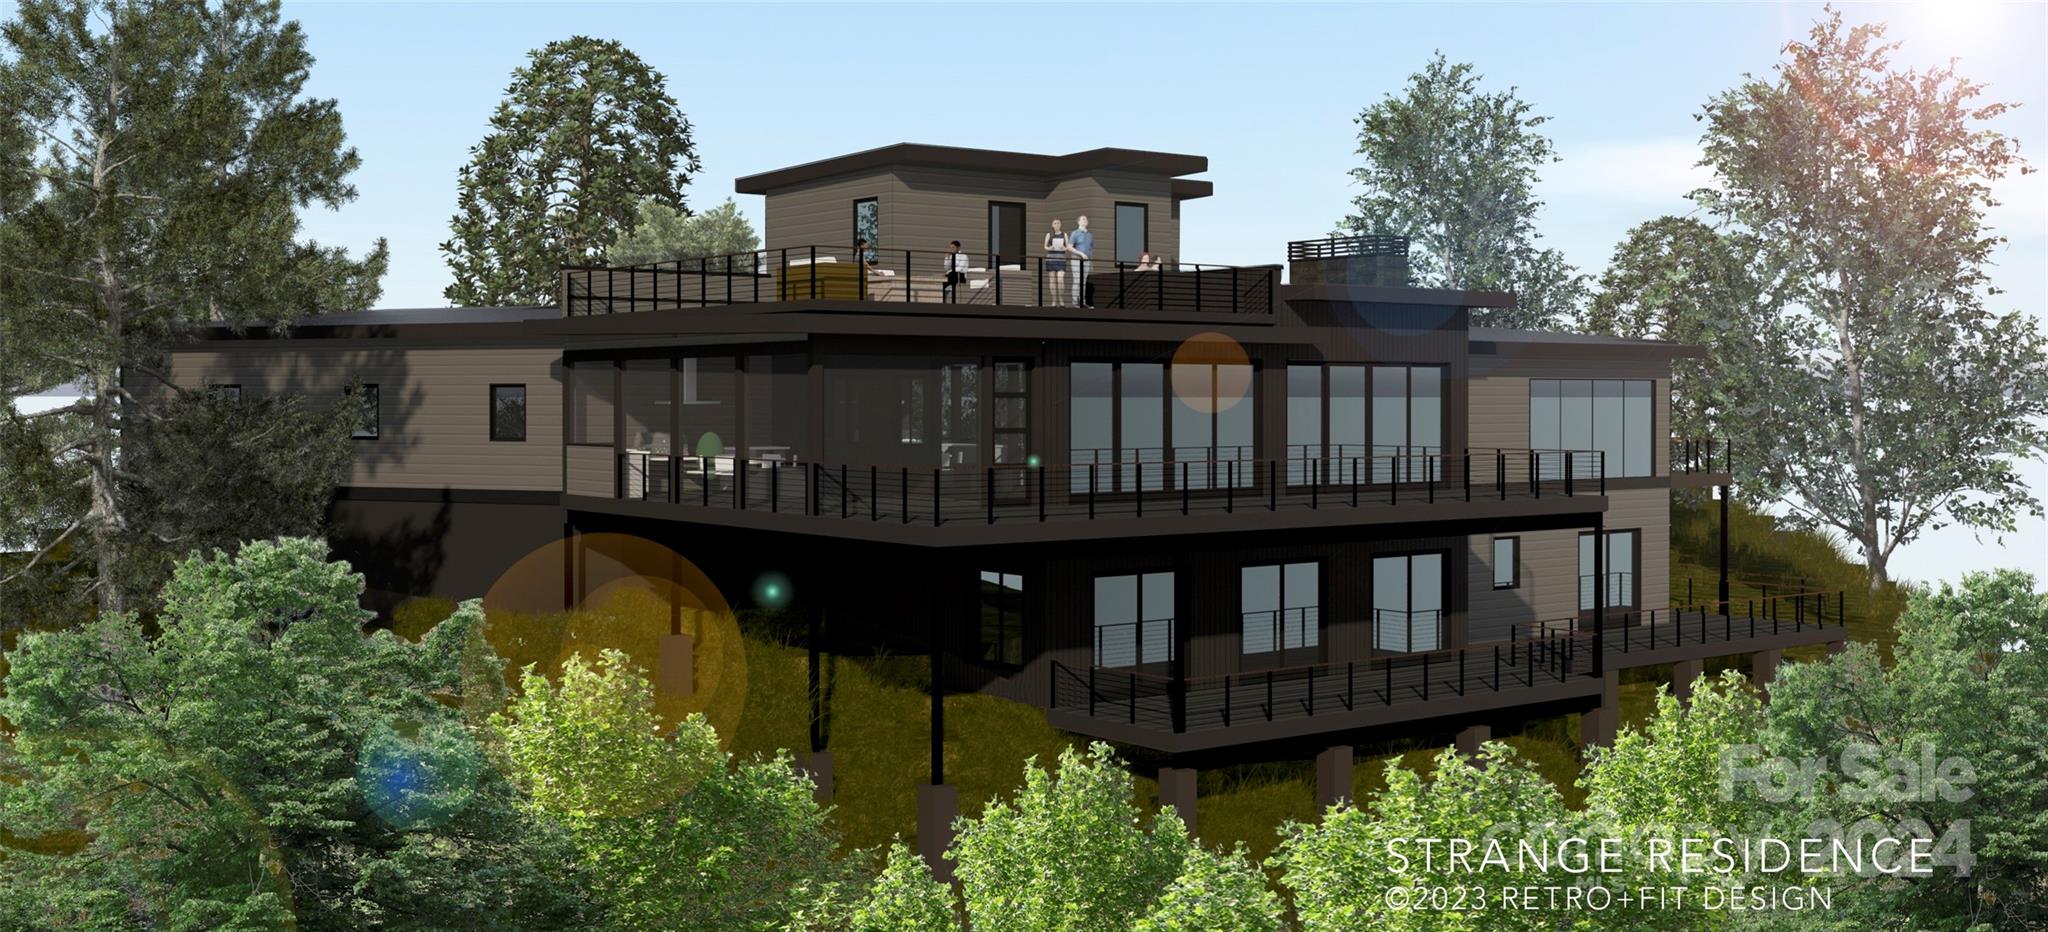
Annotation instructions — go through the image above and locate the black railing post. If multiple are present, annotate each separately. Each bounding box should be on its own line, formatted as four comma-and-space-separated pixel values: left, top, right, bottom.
1089, 463, 1097, 519
808, 246, 817, 299
1566, 451, 1574, 496
771, 461, 780, 512
1038, 464, 1047, 522
840, 464, 849, 518
1181, 461, 1190, 515
933, 468, 942, 527
905, 250, 913, 303
871, 466, 878, 521
986, 467, 995, 524
901, 467, 909, 525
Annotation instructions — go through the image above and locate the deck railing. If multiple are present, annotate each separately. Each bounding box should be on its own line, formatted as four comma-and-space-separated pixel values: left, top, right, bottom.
604, 448, 1607, 525
1049, 624, 1593, 733
1672, 436, 1732, 475
1514, 585, 1846, 650
561, 245, 1280, 316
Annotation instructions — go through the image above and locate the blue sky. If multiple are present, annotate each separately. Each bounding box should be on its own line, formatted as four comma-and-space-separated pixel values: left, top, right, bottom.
279, 1, 2046, 585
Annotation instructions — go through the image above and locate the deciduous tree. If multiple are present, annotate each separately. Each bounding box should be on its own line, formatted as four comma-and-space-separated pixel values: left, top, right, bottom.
607, 197, 759, 268
1691, 10, 2048, 589
1338, 53, 1587, 328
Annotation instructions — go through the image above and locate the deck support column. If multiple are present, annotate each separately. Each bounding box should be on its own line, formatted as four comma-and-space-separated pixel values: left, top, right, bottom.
919, 580, 955, 881
656, 632, 694, 699
1718, 484, 1731, 608
1593, 512, 1606, 678
1157, 767, 1198, 836
1580, 669, 1620, 749
1752, 648, 1783, 693
1672, 657, 1703, 706
917, 782, 958, 885
799, 601, 831, 805
1455, 724, 1492, 766
1314, 745, 1353, 812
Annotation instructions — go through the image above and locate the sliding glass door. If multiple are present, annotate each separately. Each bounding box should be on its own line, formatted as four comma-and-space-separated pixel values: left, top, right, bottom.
1373, 552, 1444, 653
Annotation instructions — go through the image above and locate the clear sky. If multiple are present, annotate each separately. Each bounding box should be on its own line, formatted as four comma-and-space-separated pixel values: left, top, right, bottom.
278, 0, 2047, 586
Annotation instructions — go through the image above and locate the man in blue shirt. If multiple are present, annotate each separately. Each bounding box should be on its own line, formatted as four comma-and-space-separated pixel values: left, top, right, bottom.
1069, 215, 1094, 307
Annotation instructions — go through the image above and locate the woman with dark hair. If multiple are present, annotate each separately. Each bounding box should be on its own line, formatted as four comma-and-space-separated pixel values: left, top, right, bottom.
1041, 218, 1070, 306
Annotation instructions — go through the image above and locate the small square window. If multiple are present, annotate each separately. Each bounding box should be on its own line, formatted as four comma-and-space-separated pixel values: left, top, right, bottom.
347, 384, 379, 439
491, 384, 527, 441
210, 384, 242, 401
1492, 537, 1520, 589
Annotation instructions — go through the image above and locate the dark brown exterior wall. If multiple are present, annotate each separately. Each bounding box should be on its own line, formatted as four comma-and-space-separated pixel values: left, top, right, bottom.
327, 493, 563, 615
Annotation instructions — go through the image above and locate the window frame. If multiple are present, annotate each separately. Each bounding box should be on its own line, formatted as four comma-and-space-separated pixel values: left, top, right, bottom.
1528, 379, 1656, 478
1577, 528, 1642, 611
1491, 536, 1520, 590
1091, 570, 1175, 667
1371, 549, 1448, 653
1240, 560, 1322, 656
852, 197, 880, 255
1113, 201, 1149, 265
978, 570, 1026, 669
346, 384, 379, 440
988, 200, 1027, 266
209, 383, 242, 401
1069, 357, 1259, 493
490, 383, 528, 442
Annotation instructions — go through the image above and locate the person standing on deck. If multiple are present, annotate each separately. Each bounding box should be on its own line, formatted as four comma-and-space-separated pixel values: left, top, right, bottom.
942, 240, 968, 303
1042, 218, 1070, 307
1069, 215, 1094, 307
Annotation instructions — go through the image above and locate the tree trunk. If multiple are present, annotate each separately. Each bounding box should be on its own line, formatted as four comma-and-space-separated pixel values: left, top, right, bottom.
87, 387, 127, 618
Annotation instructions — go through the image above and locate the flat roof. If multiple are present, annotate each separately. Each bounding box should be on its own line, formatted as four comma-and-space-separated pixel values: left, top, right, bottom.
207, 306, 559, 329
735, 143, 1210, 195
1470, 326, 1705, 357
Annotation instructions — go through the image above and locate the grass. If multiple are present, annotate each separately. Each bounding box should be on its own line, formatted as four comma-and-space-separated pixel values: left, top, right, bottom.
382, 499, 1909, 862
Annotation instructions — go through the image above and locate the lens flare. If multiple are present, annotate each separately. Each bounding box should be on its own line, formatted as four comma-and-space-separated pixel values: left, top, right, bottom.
753, 571, 793, 610
1170, 331, 1253, 415
356, 719, 484, 831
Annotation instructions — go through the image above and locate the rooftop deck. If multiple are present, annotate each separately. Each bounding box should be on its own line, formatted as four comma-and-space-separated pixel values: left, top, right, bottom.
561, 244, 1281, 316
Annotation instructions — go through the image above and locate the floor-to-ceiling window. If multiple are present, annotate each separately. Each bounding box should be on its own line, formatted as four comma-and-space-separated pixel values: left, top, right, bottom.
979, 571, 1025, 668
1285, 363, 1440, 483
1070, 360, 1254, 493
1241, 562, 1320, 660
1094, 572, 1174, 667
1530, 379, 1654, 478
1579, 530, 1639, 611
1373, 552, 1444, 652
1114, 202, 1148, 265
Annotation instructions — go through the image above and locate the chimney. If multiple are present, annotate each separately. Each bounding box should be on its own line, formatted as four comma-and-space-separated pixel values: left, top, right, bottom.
1288, 235, 1410, 288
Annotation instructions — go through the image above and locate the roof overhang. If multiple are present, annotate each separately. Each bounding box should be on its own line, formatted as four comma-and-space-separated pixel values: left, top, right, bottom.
735, 143, 1209, 194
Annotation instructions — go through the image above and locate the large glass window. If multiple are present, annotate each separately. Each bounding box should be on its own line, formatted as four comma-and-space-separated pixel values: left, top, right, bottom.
680, 356, 736, 458
1530, 379, 1654, 478
569, 360, 615, 445
1094, 572, 1174, 667
1120, 363, 1164, 490
1114, 202, 1148, 264
744, 354, 807, 461
979, 571, 1025, 667
853, 197, 879, 254
1492, 537, 1519, 590
939, 362, 980, 466
992, 360, 1029, 467
1579, 530, 1639, 610
1242, 562, 1319, 655
1171, 362, 1254, 489
1373, 552, 1444, 653
1286, 363, 1439, 483
623, 359, 672, 455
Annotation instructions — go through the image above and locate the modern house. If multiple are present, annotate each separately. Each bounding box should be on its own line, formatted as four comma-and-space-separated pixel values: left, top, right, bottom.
162, 143, 1846, 874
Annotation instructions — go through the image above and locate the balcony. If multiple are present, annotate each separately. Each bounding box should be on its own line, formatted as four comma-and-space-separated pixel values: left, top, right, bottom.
1047, 588, 1848, 752
560, 245, 1280, 317
576, 447, 1612, 543
1671, 435, 1732, 488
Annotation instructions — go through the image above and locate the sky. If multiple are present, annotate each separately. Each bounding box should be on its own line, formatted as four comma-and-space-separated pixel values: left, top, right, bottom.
258, 1, 2048, 585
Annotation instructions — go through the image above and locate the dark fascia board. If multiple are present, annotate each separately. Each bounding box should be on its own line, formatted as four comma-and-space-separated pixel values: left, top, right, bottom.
1469, 329, 1707, 359
1170, 179, 1214, 200
1279, 282, 1517, 309
735, 143, 1209, 194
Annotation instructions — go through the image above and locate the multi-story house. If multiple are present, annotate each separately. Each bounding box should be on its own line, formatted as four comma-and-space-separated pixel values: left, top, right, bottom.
164, 143, 1846, 874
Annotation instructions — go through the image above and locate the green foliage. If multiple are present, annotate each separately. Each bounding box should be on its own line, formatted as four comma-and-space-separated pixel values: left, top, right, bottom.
442, 36, 701, 306
1134, 843, 1286, 932
1581, 216, 1773, 441
951, 742, 1193, 931
607, 197, 760, 267
0, 539, 590, 930
847, 841, 960, 932
1275, 744, 1576, 930
1338, 52, 1586, 328
1765, 571, 2048, 927
1582, 671, 1766, 835
0, 0, 386, 617
111, 387, 356, 601
1690, 11, 2047, 588
492, 649, 855, 930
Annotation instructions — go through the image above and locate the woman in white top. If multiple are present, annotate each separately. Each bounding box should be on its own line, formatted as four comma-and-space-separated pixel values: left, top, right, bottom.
1042, 218, 1070, 307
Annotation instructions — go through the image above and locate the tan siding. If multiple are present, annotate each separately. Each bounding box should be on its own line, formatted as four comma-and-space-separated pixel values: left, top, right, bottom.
168, 344, 563, 491
565, 444, 613, 498
1465, 487, 1672, 641
761, 171, 903, 254
1468, 376, 1529, 452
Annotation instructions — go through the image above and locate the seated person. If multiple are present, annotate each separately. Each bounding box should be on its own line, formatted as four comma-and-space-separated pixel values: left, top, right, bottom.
1133, 251, 1162, 273
857, 238, 882, 275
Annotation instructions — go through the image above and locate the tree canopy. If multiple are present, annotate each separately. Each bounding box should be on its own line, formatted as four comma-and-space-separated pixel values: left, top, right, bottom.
1688, 10, 2047, 588
606, 197, 760, 268
0, 0, 385, 617
441, 36, 701, 306
1338, 53, 1586, 328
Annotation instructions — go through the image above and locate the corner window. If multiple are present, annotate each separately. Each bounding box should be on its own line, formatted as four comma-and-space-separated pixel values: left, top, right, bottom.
1530, 379, 1654, 478
347, 384, 379, 440
1492, 537, 1519, 590
979, 571, 1025, 667
1093, 572, 1173, 667
491, 384, 527, 441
